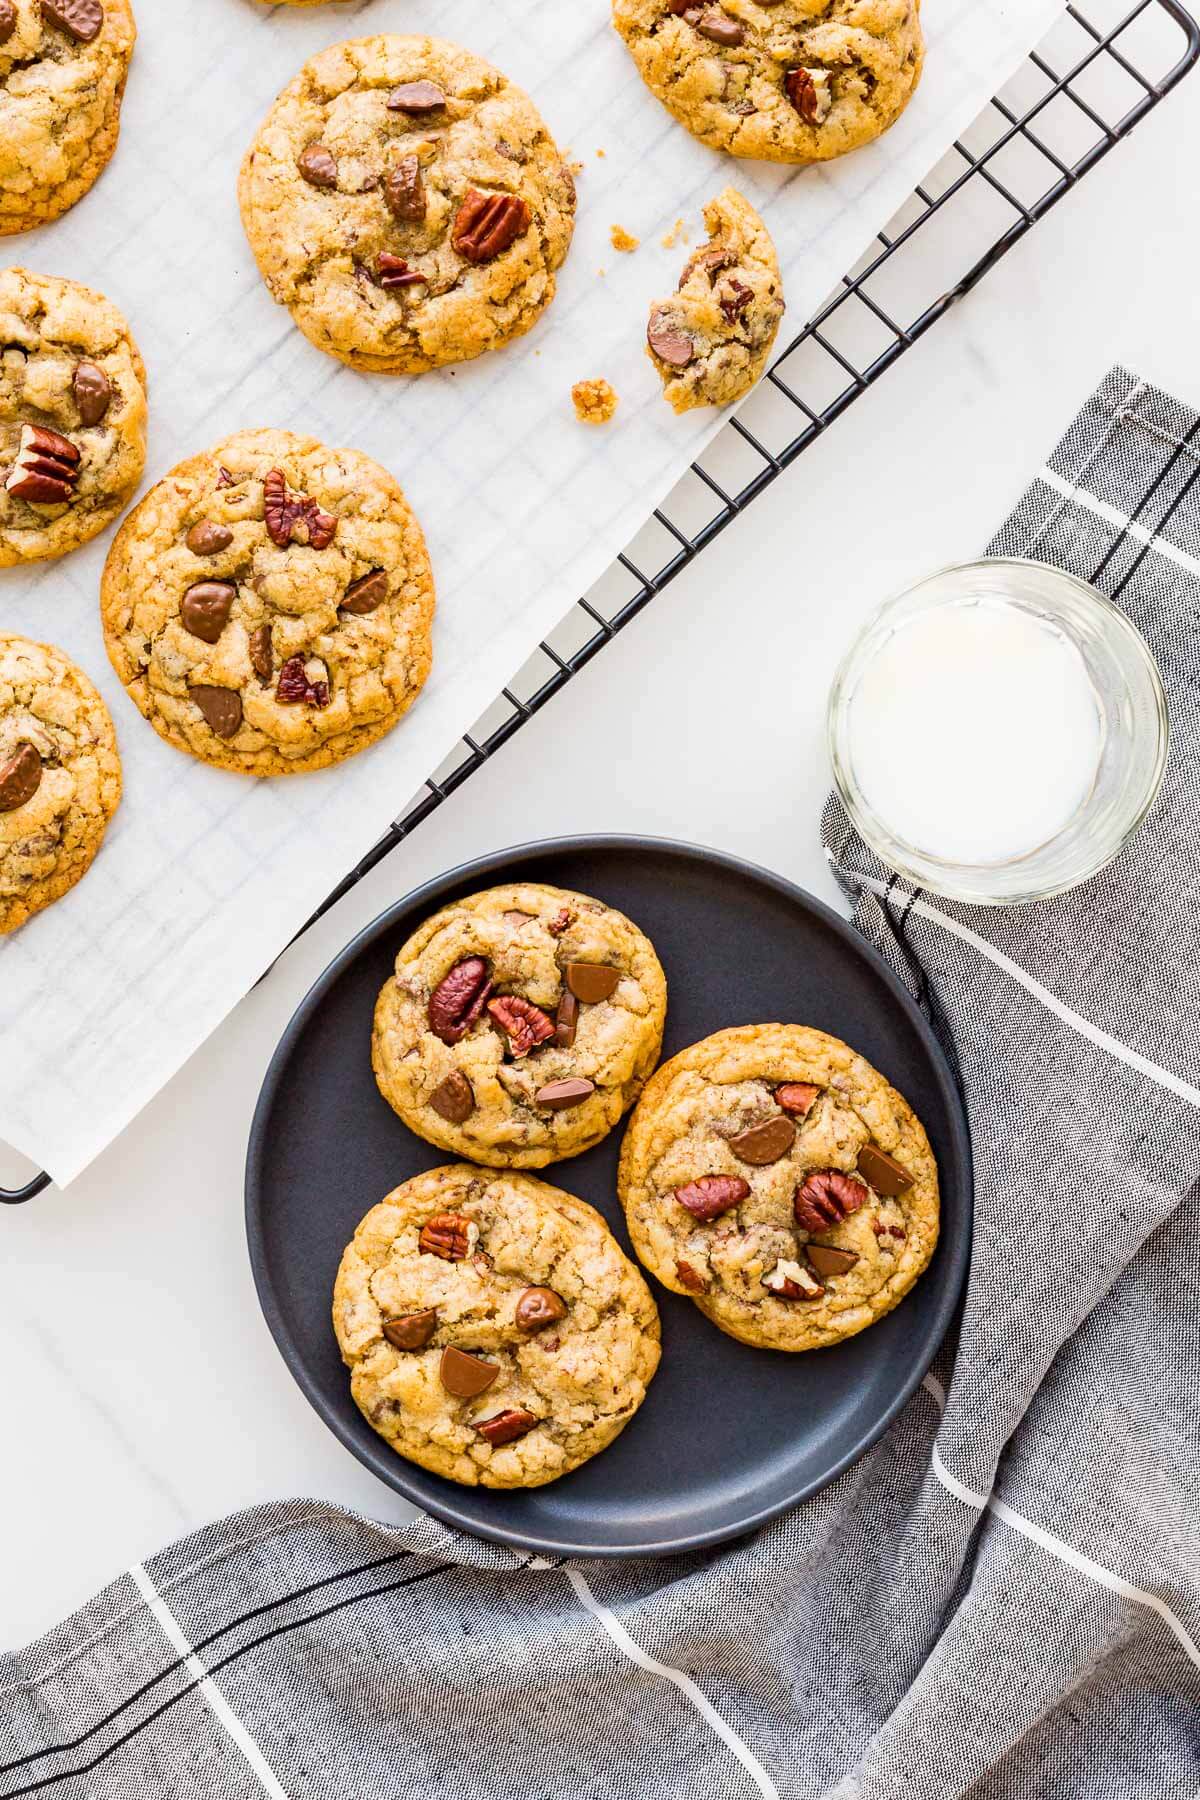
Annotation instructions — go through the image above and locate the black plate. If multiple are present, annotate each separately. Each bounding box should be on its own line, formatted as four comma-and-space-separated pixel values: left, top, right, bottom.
246, 837, 971, 1558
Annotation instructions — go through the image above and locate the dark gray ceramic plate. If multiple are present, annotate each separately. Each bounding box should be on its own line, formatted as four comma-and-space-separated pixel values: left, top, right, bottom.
246, 836, 971, 1558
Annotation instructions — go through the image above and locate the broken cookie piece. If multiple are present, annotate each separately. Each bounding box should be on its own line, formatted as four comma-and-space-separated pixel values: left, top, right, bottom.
646, 187, 784, 414
572, 378, 619, 424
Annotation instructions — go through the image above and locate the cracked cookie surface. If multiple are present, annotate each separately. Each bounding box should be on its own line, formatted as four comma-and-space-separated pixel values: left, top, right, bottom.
612, 0, 923, 164
0, 632, 121, 933
239, 34, 577, 373
0, 267, 147, 566
333, 1164, 662, 1488
373, 882, 668, 1168
618, 1023, 939, 1350
100, 427, 434, 777
647, 187, 784, 412
0, 0, 136, 235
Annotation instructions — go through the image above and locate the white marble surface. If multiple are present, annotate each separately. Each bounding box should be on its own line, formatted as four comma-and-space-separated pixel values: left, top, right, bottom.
4, 56, 1200, 1654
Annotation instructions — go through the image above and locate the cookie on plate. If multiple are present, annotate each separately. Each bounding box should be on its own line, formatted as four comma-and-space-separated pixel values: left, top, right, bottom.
373, 883, 668, 1168
618, 1023, 939, 1351
0, 0, 136, 236
238, 34, 577, 373
612, 0, 923, 164
333, 1164, 662, 1488
0, 268, 147, 567
0, 633, 121, 933
100, 428, 434, 777
647, 187, 784, 412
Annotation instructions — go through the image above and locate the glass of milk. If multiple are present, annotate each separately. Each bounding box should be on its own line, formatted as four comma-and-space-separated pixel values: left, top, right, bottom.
827, 559, 1169, 905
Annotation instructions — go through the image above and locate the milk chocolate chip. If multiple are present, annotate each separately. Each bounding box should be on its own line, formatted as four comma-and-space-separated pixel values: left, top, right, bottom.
298, 144, 338, 190
0, 743, 42, 812
554, 990, 579, 1049
534, 1077, 595, 1111
383, 1309, 438, 1350
857, 1144, 915, 1196
73, 361, 111, 427
515, 1287, 567, 1333
439, 1346, 500, 1399
341, 569, 388, 615
806, 1244, 859, 1279
388, 81, 446, 113
190, 685, 243, 739
180, 581, 236, 644
249, 624, 273, 683
41, 0, 104, 43
565, 963, 619, 1003
186, 520, 233, 557
728, 1115, 796, 1166
386, 155, 426, 222
429, 1070, 474, 1124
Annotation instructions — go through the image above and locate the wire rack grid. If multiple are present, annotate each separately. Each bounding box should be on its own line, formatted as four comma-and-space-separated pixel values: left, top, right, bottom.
4, 0, 1197, 1204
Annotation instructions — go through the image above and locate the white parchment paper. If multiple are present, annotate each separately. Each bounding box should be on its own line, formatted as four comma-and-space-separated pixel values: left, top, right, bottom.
0, 0, 1059, 1183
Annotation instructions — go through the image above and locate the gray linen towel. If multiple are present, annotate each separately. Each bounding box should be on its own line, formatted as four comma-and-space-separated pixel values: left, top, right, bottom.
2, 368, 1198, 1799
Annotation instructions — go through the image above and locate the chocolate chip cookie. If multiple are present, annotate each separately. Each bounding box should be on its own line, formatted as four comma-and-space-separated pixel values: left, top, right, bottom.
647, 187, 784, 412
100, 428, 434, 778
612, 0, 924, 164
0, 268, 147, 567
0, 0, 136, 235
238, 34, 577, 373
373, 883, 668, 1168
0, 632, 121, 933
618, 1023, 939, 1351
333, 1164, 662, 1488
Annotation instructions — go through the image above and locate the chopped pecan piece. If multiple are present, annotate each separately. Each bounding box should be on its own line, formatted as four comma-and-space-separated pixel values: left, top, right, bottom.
262, 468, 337, 550
548, 906, 572, 936
775, 1082, 820, 1118
419, 1212, 477, 1260
249, 624, 274, 683
428, 957, 493, 1045
275, 655, 330, 708
674, 1175, 749, 1221
487, 994, 555, 1058
376, 253, 427, 290
5, 424, 81, 505
794, 1169, 868, 1232
784, 66, 833, 125
452, 189, 531, 264
762, 1258, 823, 1301
676, 1258, 707, 1292
386, 155, 427, 221
476, 1408, 538, 1447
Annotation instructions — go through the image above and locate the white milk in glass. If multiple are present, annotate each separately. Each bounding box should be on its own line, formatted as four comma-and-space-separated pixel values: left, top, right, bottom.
844, 597, 1104, 866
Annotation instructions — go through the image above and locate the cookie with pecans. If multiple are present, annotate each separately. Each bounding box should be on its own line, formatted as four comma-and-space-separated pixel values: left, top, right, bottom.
0, 268, 147, 566
0, 632, 121, 932
238, 34, 577, 373
0, 0, 136, 235
647, 187, 784, 413
618, 1023, 939, 1351
612, 0, 923, 164
100, 428, 434, 777
373, 883, 668, 1168
333, 1164, 661, 1488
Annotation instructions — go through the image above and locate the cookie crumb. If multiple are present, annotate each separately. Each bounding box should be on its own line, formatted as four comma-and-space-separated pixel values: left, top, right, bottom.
596, 148, 606, 158
661, 218, 690, 250
572, 380, 619, 425
610, 225, 640, 253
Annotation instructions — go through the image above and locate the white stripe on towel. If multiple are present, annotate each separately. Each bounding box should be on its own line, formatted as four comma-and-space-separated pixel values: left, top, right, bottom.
131, 1563, 290, 1798
919, 1378, 1200, 1671
1038, 465, 1200, 582
836, 863, 1200, 1110
563, 1567, 780, 1800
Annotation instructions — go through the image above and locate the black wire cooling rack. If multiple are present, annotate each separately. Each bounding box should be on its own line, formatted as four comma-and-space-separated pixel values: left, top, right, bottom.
4, 0, 1197, 1204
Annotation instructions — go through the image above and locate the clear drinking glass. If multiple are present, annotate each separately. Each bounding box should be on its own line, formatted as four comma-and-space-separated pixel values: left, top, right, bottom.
827, 558, 1170, 905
